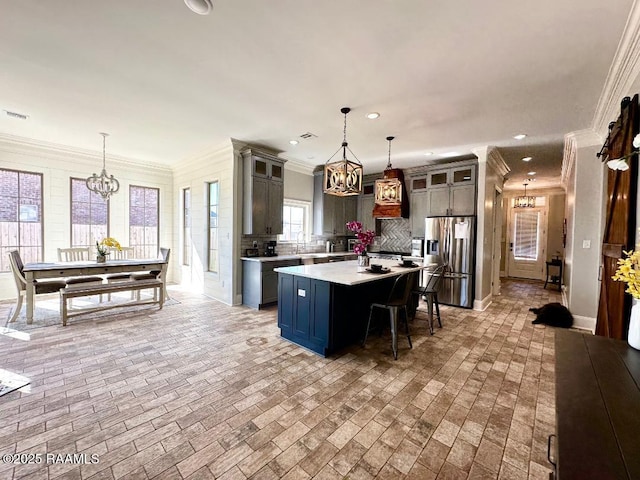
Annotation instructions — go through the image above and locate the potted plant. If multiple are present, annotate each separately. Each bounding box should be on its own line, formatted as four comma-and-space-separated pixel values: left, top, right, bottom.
96, 237, 121, 263
346, 221, 376, 267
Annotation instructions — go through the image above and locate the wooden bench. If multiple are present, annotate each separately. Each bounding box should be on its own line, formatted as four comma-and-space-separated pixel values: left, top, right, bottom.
59, 279, 164, 326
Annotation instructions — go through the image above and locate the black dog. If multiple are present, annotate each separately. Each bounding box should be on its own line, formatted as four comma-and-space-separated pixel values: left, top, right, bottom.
529, 302, 573, 328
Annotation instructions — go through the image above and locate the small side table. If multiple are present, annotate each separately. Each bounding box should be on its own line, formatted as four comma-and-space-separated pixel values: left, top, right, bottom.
544, 259, 563, 291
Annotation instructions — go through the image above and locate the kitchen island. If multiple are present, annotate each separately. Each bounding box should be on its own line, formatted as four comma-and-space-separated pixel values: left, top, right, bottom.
274, 259, 426, 357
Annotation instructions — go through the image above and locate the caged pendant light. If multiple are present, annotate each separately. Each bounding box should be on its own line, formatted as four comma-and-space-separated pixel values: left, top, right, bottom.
514, 182, 535, 208
373, 136, 409, 218
323, 107, 363, 196
86, 133, 120, 201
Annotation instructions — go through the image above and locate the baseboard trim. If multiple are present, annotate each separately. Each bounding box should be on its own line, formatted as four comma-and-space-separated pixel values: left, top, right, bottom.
572, 314, 596, 334
473, 294, 492, 311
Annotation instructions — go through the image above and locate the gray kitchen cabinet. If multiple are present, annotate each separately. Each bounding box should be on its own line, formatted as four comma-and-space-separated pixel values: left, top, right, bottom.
242, 258, 300, 309
313, 171, 358, 236
425, 164, 476, 216
358, 183, 376, 233
242, 148, 285, 235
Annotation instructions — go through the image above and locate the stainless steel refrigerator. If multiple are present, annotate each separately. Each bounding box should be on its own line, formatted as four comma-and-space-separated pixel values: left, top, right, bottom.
424, 216, 475, 308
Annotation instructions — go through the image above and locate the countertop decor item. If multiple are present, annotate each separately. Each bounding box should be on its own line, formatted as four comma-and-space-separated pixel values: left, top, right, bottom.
346, 221, 375, 256
86, 133, 120, 200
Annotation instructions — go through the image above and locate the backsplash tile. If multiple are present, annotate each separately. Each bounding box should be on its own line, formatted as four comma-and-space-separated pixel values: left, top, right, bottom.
379, 218, 411, 252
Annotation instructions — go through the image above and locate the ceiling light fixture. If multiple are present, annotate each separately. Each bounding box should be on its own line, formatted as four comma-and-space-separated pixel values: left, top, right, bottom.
86, 133, 120, 201
289, 140, 299, 145
184, 0, 213, 15
366, 112, 380, 119
513, 134, 527, 140
528, 171, 536, 175
423, 151, 433, 156
323, 107, 363, 197
522, 156, 532, 162
373, 136, 409, 218
514, 182, 535, 209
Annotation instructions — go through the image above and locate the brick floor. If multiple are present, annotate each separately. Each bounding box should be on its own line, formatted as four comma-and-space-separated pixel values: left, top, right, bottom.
0, 278, 561, 479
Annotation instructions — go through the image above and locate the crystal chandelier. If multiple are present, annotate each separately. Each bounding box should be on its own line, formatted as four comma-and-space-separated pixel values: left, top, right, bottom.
86, 133, 120, 201
323, 107, 363, 196
514, 182, 535, 208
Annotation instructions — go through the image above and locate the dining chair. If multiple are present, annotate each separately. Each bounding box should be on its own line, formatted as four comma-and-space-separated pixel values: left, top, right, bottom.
7, 250, 67, 323
362, 270, 419, 360
131, 248, 170, 301
412, 263, 446, 335
57, 247, 104, 302
103, 247, 136, 300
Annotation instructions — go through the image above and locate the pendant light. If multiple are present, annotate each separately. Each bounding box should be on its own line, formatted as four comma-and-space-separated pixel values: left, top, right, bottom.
373, 136, 409, 218
86, 133, 120, 201
323, 107, 363, 196
514, 182, 535, 208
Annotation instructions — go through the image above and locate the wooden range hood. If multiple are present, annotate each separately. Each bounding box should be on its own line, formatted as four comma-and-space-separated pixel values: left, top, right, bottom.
372, 136, 409, 218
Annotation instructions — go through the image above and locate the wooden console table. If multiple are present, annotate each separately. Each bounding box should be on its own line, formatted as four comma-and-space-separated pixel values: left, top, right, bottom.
555, 330, 640, 479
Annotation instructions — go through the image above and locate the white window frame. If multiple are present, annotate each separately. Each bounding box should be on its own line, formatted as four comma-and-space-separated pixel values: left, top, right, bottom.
278, 199, 311, 243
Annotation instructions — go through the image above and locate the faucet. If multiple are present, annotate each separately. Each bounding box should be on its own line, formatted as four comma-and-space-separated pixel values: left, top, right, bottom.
295, 231, 305, 254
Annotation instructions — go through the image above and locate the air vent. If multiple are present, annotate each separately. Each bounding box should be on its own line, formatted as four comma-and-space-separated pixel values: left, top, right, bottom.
4, 110, 29, 120
299, 132, 317, 139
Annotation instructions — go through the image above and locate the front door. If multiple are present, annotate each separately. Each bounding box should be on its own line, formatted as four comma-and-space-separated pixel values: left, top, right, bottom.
508, 205, 547, 280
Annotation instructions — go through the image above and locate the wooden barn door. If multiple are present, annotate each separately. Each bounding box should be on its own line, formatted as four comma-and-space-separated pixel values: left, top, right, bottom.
596, 95, 639, 339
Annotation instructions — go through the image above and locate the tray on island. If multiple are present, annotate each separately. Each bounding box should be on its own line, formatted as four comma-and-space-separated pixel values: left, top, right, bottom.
365, 267, 391, 274
397, 262, 419, 268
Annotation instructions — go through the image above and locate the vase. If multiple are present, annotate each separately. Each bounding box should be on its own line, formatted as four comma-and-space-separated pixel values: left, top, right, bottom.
96, 255, 106, 264
629, 298, 640, 350
357, 254, 369, 271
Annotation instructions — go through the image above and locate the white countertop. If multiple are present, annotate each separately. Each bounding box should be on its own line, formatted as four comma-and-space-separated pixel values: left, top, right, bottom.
241, 252, 356, 262
274, 259, 436, 286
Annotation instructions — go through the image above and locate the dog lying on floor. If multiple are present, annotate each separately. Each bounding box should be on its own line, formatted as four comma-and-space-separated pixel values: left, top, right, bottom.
529, 302, 573, 328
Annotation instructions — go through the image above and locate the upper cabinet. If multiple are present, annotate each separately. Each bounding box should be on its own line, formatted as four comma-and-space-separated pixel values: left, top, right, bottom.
425, 164, 476, 216
357, 183, 376, 234
242, 148, 285, 235
409, 176, 429, 237
313, 171, 358, 236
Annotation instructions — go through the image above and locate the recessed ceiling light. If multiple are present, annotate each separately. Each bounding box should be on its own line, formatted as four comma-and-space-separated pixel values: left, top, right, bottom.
184, 0, 213, 15
423, 152, 434, 156
366, 112, 380, 119
513, 134, 527, 140
526, 178, 536, 182
289, 140, 299, 145
527, 171, 536, 175
522, 156, 532, 162
441, 152, 460, 158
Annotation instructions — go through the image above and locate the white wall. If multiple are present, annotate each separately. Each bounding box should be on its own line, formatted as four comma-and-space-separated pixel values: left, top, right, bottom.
0, 136, 173, 301
172, 140, 239, 305
283, 168, 314, 202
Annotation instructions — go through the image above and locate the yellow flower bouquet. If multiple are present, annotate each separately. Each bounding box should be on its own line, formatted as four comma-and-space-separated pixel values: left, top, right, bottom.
612, 249, 640, 299
96, 237, 122, 256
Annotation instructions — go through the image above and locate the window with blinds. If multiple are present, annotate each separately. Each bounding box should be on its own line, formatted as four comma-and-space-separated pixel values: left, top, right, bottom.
513, 210, 539, 260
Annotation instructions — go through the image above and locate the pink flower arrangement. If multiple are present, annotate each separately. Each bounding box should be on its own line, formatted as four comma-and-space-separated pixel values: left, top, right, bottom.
346, 221, 376, 256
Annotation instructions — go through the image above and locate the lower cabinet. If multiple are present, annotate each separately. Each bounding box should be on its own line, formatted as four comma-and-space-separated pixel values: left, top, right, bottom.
278, 274, 330, 355
242, 259, 300, 309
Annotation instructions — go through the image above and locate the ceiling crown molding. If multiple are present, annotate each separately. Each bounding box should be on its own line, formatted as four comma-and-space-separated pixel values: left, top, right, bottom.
592, 1, 640, 137
0, 133, 171, 173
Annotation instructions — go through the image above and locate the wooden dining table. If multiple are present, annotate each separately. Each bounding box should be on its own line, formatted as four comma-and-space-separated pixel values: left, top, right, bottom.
22, 259, 167, 324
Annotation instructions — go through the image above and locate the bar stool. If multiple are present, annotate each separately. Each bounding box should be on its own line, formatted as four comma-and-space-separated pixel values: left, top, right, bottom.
363, 271, 418, 360
412, 264, 446, 335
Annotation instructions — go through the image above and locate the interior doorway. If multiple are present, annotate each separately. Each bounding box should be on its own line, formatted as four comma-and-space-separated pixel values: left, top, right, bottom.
507, 202, 548, 280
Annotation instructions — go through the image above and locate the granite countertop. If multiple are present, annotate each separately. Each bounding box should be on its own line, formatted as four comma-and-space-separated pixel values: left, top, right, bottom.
274, 258, 435, 286
240, 252, 356, 262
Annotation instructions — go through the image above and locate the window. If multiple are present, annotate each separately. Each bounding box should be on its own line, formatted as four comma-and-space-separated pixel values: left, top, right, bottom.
182, 188, 191, 266
70, 178, 108, 248
208, 181, 219, 272
278, 200, 310, 242
129, 186, 159, 258
0, 168, 43, 270
513, 210, 540, 260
